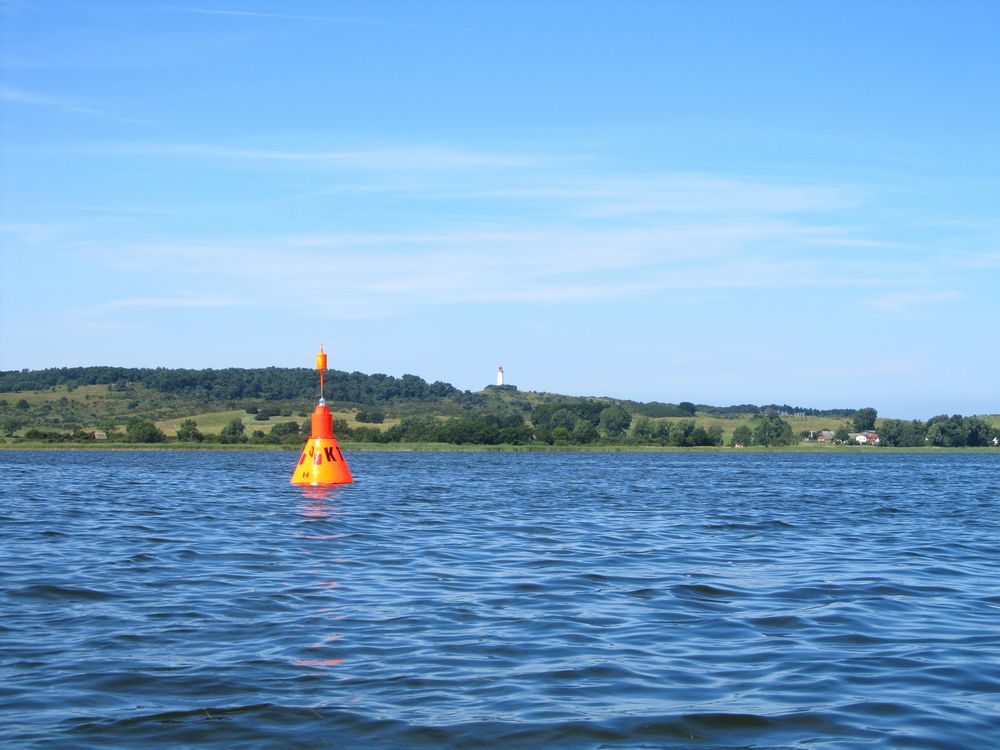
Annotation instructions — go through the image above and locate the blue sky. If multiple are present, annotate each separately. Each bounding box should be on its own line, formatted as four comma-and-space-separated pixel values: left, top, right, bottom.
1, 1, 997, 418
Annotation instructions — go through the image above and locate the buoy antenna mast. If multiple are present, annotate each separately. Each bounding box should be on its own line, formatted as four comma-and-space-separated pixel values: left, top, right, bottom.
316, 343, 327, 403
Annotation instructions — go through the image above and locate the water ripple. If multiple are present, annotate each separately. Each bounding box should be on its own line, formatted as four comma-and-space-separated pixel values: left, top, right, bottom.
2, 450, 999, 748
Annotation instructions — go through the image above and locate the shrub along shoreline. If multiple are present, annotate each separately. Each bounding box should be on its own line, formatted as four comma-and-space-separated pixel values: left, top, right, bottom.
2, 440, 996, 454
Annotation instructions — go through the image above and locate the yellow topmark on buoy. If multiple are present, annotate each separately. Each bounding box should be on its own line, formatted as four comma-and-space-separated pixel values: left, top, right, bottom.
291, 345, 353, 486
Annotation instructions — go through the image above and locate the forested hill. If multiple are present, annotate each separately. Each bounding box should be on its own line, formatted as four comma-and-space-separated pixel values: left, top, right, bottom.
0, 366, 458, 405
0, 366, 862, 418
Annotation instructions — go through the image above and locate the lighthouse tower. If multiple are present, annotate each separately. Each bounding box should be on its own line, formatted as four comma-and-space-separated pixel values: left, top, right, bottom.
497, 365, 504, 386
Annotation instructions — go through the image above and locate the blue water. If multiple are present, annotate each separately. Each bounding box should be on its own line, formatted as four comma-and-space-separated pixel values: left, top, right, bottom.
2, 450, 999, 748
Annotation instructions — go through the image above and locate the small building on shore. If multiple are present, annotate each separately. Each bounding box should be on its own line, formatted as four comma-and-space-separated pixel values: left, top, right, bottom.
849, 430, 879, 445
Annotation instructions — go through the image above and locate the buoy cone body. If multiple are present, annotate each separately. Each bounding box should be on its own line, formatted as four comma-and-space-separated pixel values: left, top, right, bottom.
291, 403, 353, 486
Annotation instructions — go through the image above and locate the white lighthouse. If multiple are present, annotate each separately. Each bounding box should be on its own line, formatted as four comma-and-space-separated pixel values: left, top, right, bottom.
497, 365, 504, 386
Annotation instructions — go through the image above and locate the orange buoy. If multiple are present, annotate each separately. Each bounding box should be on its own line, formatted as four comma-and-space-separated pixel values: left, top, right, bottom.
291, 345, 353, 486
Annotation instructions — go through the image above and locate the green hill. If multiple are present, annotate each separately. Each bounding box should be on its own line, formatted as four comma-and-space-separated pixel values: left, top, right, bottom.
1, 366, 996, 448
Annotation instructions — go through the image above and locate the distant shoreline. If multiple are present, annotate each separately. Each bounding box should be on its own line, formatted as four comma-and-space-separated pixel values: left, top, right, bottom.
1, 441, 996, 454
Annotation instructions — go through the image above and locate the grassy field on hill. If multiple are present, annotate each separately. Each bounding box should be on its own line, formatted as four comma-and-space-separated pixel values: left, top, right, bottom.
156, 409, 405, 437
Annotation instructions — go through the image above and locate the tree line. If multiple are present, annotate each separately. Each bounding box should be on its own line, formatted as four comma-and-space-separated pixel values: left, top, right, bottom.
0, 366, 458, 405
877, 415, 998, 447
16, 409, 999, 449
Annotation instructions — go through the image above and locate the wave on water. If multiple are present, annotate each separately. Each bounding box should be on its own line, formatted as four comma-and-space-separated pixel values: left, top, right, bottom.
58, 703, 992, 749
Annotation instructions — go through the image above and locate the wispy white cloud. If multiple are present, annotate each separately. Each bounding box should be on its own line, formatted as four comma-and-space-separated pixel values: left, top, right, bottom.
29, 204, 179, 217
470, 175, 858, 217
864, 290, 962, 313
52, 295, 245, 332
156, 5, 357, 23
278, 172, 865, 224
73, 142, 877, 233
793, 359, 924, 379
0, 222, 60, 244
75, 216, 918, 321
63, 320, 145, 333
98, 295, 241, 310
952, 250, 1000, 268
43, 154, 958, 325
1, 86, 102, 115
155, 4, 459, 31
0, 86, 147, 123
96, 141, 545, 170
